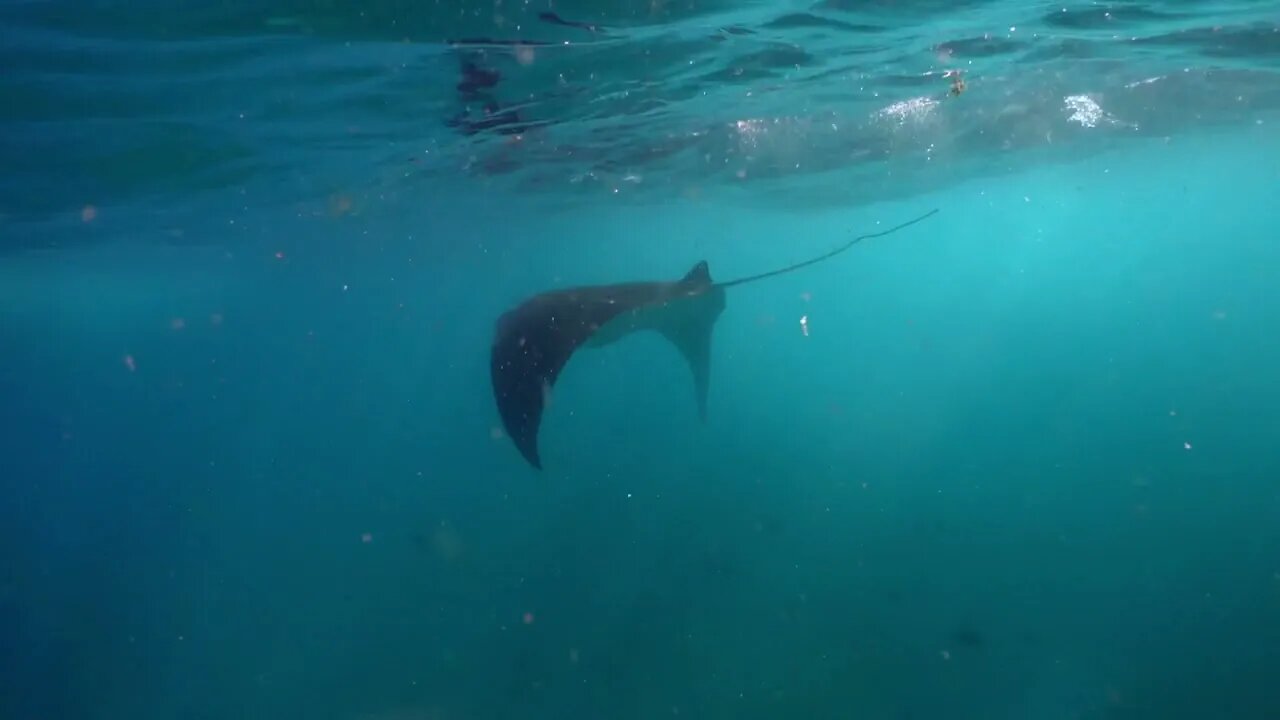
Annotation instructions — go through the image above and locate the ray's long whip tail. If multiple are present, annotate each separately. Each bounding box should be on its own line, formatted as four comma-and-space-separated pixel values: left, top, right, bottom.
717, 208, 939, 289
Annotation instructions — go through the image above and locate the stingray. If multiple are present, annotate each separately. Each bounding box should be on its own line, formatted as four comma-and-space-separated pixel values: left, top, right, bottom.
490, 208, 939, 469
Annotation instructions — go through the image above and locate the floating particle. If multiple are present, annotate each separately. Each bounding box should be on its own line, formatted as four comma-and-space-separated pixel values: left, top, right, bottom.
122, 355, 136, 372
432, 523, 464, 561
515, 45, 536, 65
274, 251, 285, 260
490, 426, 505, 440
799, 315, 809, 337
522, 611, 535, 625
210, 313, 224, 326
170, 318, 186, 331
328, 194, 353, 217
1184, 442, 1192, 450
940, 650, 951, 660
81, 205, 97, 223
361, 532, 373, 543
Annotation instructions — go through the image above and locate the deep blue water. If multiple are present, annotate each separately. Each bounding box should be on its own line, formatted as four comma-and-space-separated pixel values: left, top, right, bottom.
3, 1, 1280, 718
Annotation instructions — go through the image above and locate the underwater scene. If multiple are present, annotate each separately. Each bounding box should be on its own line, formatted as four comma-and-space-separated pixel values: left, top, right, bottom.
3, 0, 1280, 718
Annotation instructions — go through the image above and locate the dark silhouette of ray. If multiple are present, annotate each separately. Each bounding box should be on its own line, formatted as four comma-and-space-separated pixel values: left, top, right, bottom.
489, 209, 939, 469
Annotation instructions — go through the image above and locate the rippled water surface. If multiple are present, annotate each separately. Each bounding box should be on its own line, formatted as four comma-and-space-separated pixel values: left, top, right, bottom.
4, 0, 1279, 228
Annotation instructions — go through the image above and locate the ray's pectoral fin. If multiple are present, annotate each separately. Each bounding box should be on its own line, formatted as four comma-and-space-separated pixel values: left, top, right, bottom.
490, 292, 630, 470
658, 261, 725, 421
489, 313, 559, 471
656, 305, 718, 420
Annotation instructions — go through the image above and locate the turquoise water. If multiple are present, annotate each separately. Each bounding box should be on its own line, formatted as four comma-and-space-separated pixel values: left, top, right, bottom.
3, 1, 1280, 718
